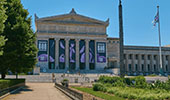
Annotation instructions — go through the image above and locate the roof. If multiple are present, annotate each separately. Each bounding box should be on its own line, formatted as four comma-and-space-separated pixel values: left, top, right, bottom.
35, 8, 109, 26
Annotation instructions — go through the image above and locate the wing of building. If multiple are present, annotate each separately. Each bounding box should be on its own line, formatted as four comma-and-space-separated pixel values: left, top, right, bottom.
35, 9, 170, 75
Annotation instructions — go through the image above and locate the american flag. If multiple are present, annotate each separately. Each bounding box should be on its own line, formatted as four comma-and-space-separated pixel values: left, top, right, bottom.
152, 12, 159, 26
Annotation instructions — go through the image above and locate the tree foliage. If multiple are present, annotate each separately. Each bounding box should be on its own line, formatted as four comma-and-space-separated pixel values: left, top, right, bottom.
0, 0, 7, 55
0, 0, 38, 78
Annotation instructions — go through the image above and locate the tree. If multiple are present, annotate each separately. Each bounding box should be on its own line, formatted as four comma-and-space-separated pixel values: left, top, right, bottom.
0, 0, 38, 79
0, 0, 7, 79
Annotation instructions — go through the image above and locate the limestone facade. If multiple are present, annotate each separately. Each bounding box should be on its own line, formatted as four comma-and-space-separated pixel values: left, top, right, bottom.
36, 9, 170, 75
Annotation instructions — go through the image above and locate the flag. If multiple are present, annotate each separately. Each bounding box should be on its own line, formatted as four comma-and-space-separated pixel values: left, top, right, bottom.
152, 12, 159, 26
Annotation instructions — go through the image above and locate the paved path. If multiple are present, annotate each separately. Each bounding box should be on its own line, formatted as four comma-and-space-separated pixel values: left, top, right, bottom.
2, 83, 70, 100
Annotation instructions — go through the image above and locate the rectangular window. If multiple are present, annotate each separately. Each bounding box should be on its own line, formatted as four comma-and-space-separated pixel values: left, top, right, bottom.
154, 55, 157, 60
135, 55, 138, 60
135, 64, 138, 71
38, 41, 47, 51
142, 55, 144, 60
129, 64, 132, 71
148, 55, 150, 60
97, 43, 105, 53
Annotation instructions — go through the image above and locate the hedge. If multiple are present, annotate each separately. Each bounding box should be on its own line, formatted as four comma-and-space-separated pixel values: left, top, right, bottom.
0, 79, 25, 90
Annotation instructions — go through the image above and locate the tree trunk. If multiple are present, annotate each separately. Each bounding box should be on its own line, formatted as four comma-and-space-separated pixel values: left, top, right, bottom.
16, 73, 18, 79
1, 73, 6, 79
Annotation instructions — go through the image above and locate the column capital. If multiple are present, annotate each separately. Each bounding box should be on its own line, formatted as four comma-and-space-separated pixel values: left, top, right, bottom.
65, 38, 70, 41
55, 38, 60, 41
75, 38, 80, 41
85, 39, 90, 42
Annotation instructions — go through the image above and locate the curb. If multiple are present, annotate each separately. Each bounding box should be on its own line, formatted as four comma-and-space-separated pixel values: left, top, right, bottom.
0, 86, 24, 100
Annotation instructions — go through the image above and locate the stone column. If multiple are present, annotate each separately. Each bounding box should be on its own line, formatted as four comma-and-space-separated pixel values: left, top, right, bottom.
144, 55, 147, 72
125, 54, 128, 73
168, 55, 170, 73
162, 55, 166, 72
150, 55, 154, 73
85, 39, 90, 70
138, 54, 141, 72
76, 39, 80, 70
94, 40, 97, 70
156, 55, 159, 73
65, 38, 70, 70
47, 39, 49, 69
132, 54, 135, 72
55, 38, 59, 69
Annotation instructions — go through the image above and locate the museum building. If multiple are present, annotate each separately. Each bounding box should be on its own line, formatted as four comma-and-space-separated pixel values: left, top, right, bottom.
35, 9, 170, 75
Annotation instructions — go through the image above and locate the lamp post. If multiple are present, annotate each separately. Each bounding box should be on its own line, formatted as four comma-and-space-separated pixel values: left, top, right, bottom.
119, 0, 125, 77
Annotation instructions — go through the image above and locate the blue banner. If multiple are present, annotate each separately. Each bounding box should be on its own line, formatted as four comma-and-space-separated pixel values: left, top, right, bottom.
79, 40, 85, 69
69, 39, 76, 70
59, 39, 65, 69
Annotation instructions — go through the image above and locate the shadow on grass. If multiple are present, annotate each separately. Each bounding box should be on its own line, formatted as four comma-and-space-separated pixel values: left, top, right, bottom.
11, 85, 33, 94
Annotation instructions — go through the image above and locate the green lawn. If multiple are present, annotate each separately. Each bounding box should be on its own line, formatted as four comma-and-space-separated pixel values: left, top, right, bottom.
71, 86, 125, 100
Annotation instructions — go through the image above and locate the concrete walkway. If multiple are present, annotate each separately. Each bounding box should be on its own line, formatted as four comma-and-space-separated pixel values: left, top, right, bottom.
2, 83, 70, 100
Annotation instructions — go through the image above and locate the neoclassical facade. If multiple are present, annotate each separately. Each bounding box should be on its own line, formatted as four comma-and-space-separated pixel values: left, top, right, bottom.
35, 9, 109, 73
35, 9, 170, 75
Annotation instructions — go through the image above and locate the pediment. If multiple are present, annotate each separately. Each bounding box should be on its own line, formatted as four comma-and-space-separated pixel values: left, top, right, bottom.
35, 9, 109, 26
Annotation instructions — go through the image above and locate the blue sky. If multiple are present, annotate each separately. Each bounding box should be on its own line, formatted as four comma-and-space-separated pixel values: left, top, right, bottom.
21, 0, 170, 46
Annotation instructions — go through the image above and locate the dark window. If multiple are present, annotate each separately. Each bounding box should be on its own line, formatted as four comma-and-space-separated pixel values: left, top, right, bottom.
154, 65, 156, 71
142, 55, 145, 60
166, 56, 168, 61
124, 54, 126, 59
129, 64, 132, 71
148, 55, 150, 60
148, 64, 150, 71
129, 54, 132, 59
154, 55, 157, 60
135, 55, 138, 60
142, 64, 144, 71
135, 64, 138, 71
166, 65, 168, 71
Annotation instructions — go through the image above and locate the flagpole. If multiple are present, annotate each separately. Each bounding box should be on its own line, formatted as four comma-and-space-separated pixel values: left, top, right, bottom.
157, 6, 163, 75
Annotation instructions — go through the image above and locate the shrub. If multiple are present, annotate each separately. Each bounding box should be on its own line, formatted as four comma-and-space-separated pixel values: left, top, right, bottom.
0, 79, 25, 90
130, 76, 147, 88
61, 79, 69, 87
98, 76, 122, 84
93, 83, 107, 92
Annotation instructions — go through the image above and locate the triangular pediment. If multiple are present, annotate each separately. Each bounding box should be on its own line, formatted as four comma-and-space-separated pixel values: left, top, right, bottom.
36, 9, 109, 26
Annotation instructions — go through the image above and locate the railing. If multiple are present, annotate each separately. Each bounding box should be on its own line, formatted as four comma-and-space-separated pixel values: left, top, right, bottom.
0, 83, 25, 96
55, 83, 83, 100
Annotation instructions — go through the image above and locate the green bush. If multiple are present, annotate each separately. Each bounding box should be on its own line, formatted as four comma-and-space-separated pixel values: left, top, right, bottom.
130, 76, 147, 88
61, 79, 69, 87
93, 83, 107, 92
98, 76, 123, 84
0, 79, 25, 90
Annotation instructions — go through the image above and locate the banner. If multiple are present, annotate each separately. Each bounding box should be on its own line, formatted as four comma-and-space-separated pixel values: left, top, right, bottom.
49, 39, 55, 69
79, 40, 85, 69
59, 39, 65, 69
69, 39, 76, 69
89, 40, 95, 69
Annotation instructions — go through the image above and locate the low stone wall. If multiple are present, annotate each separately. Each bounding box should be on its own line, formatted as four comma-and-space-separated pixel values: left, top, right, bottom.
55, 83, 83, 100
0, 83, 25, 97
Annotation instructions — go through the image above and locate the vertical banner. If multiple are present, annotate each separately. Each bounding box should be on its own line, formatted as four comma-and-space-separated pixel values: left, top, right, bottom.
59, 39, 65, 69
38, 40, 48, 62
89, 40, 95, 70
79, 40, 85, 69
49, 39, 55, 69
69, 39, 76, 70
97, 42, 106, 63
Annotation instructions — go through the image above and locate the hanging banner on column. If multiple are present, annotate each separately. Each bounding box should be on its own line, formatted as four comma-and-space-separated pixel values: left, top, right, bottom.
89, 40, 95, 69
49, 39, 55, 69
59, 39, 65, 69
79, 40, 85, 69
69, 40, 76, 70
37, 40, 48, 62
97, 42, 106, 63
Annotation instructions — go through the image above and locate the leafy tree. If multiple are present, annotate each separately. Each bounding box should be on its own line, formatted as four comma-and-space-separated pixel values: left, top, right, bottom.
0, 0, 7, 79
0, 0, 38, 79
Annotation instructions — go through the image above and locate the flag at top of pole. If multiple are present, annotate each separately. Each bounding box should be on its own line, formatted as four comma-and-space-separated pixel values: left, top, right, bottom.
152, 11, 159, 26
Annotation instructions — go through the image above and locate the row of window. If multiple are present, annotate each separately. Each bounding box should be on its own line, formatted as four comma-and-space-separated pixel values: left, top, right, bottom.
124, 54, 169, 61
108, 40, 119, 44
128, 64, 168, 72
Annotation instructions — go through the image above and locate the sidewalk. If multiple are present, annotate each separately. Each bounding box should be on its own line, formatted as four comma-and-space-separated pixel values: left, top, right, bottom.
2, 83, 70, 100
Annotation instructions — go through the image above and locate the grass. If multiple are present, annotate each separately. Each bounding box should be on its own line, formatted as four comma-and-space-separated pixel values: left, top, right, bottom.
71, 86, 125, 100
